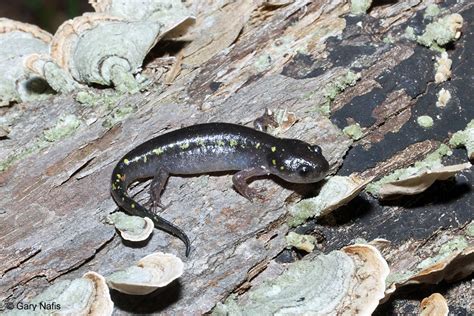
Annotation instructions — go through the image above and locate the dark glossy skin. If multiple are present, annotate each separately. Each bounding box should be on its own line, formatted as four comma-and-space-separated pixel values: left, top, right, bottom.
111, 123, 329, 256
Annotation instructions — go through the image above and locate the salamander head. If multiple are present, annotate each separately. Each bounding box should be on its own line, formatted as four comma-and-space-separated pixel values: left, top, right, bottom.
267, 139, 329, 183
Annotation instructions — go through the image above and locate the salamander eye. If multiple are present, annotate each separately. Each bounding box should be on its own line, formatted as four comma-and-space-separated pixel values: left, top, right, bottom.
297, 165, 313, 177
310, 145, 322, 154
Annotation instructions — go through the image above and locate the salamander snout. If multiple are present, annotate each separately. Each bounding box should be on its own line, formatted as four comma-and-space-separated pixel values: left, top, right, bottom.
269, 140, 329, 183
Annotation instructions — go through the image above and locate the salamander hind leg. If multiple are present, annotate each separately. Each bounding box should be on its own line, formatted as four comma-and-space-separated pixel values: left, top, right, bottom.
232, 167, 269, 202
149, 169, 171, 212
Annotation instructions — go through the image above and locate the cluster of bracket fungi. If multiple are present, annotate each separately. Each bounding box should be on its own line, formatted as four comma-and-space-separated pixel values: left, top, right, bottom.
0, 0, 195, 105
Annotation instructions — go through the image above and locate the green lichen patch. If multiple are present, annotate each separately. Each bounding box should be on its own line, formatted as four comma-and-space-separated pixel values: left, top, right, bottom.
43, 114, 81, 142
102, 103, 136, 129
343, 123, 364, 140
318, 71, 361, 116
416, 236, 468, 271
449, 119, 474, 159
365, 144, 452, 196
424, 4, 441, 19
350, 0, 373, 15
417, 115, 434, 128
0, 141, 47, 172
286, 232, 316, 252
417, 14, 464, 51
0, 115, 82, 172
287, 199, 316, 227
404, 26, 417, 41
466, 221, 474, 237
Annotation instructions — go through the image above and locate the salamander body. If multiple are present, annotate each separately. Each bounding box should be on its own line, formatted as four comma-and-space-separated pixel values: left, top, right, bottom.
111, 123, 329, 256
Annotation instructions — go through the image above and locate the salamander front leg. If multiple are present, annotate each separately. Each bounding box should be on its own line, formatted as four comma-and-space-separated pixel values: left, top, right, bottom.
149, 169, 171, 211
232, 167, 269, 202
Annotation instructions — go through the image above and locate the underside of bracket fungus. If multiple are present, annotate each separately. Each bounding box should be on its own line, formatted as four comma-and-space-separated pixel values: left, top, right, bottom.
385, 245, 474, 300
4, 272, 113, 316
213, 244, 389, 315
288, 174, 373, 227
106, 211, 154, 242
378, 162, 472, 198
89, 0, 195, 39
106, 252, 184, 295
0, 18, 52, 106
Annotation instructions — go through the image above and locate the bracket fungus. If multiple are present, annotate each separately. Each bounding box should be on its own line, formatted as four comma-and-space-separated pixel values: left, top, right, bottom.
420, 293, 449, 316
0, 18, 52, 106
213, 244, 389, 315
106, 252, 184, 295
288, 174, 372, 227
106, 211, 154, 242
89, 0, 195, 40
50, 13, 163, 92
377, 162, 471, 199
4, 272, 113, 316
24, 53, 81, 94
385, 231, 473, 301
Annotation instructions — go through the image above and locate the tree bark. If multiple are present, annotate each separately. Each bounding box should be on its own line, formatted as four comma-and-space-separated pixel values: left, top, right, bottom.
0, 0, 472, 314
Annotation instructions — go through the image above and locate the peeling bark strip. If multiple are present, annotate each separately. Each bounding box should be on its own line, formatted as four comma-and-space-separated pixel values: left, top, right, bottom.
0, 0, 473, 315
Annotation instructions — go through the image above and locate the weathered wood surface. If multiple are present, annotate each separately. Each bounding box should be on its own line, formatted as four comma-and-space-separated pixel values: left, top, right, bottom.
0, 0, 472, 314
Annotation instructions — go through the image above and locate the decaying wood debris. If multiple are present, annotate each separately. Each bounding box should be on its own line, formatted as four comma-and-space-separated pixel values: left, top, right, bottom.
0, 0, 472, 314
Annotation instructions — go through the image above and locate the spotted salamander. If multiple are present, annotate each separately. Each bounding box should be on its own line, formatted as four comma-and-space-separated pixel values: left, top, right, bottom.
111, 123, 329, 256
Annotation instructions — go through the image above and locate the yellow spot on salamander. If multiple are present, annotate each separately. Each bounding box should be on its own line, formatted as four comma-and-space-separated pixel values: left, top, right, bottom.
112, 183, 116, 190
115, 173, 126, 182
143, 155, 147, 163
229, 139, 238, 147
180, 142, 190, 149
272, 159, 276, 165
255, 143, 261, 149
271, 146, 277, 152
198, 139, 205, 146
216, 140, 225, 146
153, 148, 164, 155
131, 203, 135, 208
123, 159, 130, 165
280, 166, 284, 170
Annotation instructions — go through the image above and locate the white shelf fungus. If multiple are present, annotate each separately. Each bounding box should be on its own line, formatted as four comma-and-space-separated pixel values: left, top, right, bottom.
106, 252, 184, 295
106, 211, 154, 242
0, 18, 53, 106
4, 272, 113, 316
24, 53, 81, 94
420, 293, 449, 316
385, 245, 473, 300
377, 162, 471, 199
213, 244, 389, 315
288, 174, 372, 227
50, 13, 163, 92
89, 0, 195, 40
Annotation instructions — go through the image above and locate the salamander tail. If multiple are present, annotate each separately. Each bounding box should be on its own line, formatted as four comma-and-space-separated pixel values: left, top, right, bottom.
111, 169, 191, 256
